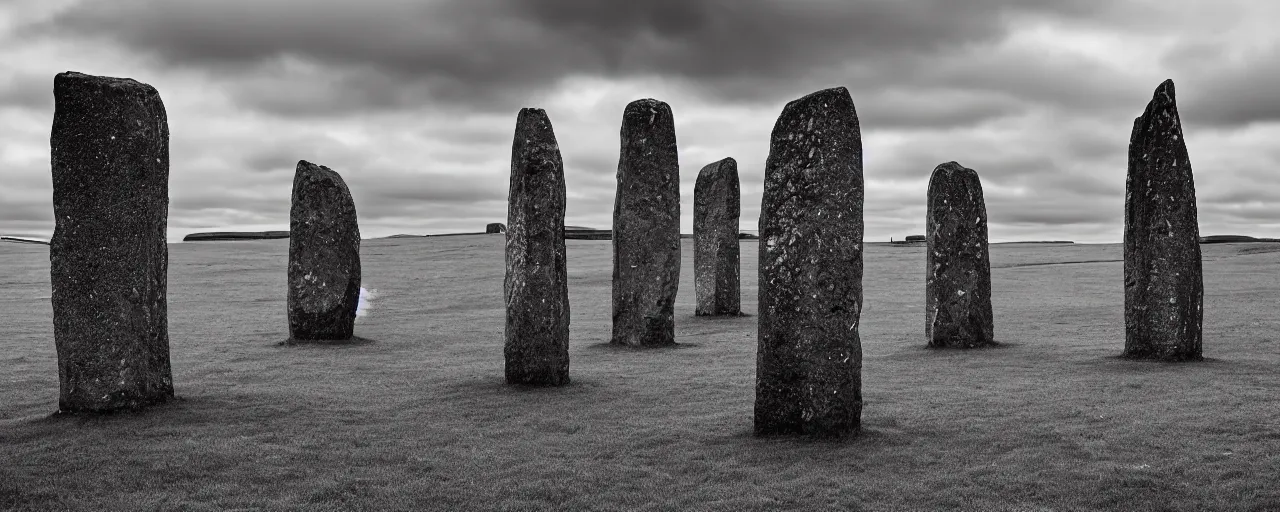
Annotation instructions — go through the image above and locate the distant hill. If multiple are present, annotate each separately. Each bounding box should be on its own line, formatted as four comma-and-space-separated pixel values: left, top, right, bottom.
566, 227, 612, 240
183, 231, 289, 242
375, 226, 758, 241
1200, 235, 1280, 244
0, 236, 50, 245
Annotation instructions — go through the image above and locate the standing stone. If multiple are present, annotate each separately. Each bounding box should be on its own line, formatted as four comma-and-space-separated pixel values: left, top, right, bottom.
486, 223, 506, 234
1124, 79, 1203, 361
505, 108, 570, 386
612, 99, 681, 347
50, 71, 173, 412
694, 157, 741, 316
755, 86, 863, 437
287, 160, 361, 342
925, 162, 995, 348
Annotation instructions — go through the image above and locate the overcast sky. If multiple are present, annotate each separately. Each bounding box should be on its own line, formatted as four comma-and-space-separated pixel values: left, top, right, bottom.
2, 0, 1279, 243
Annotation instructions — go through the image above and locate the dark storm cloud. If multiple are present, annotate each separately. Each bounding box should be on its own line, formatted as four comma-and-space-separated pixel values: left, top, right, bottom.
38, 0, 1117, 116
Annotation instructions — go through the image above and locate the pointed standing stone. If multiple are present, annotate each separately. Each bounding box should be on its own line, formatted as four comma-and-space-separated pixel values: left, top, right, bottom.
755, 87, 864, 437
1124, 79, 1203, 361
694, 157, 741, 316
287, 160, 361, 342
612, 99, 681, 347
50, 71, 173, 413
925, 161, 995, 348
505, 108, 570, 386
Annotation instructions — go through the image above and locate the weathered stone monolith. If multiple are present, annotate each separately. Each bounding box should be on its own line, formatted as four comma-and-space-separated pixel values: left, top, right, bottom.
925, 162, 995, 348
287, 160, 361, 342
487, 223, 506, 234
756, 86, 863, 437
1124, 79, 1203, 361
505, 108, 570, 386
50, 71, 173, 413
694, 157, 741, 316
612, 99, 681, 347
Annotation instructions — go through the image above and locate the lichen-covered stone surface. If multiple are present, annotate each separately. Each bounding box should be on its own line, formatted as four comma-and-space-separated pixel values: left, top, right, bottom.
755, 86, 863, 437
1124, 79, 1203, 361
50, 71, 173, 413
505, 108, 570, 386
694, 157, 742, 316
287, 161, 361, 342
612, 99, 681, 347
926, 161, 995, 348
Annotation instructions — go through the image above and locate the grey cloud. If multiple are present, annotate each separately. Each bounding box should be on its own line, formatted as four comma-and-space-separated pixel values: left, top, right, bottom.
993, 200, 1117, 225
1176, 45, 1280, 127
857, 89, 1028, 129
355, 173, 506, 206
0, 73, 51, 110
0, 201, 53, 223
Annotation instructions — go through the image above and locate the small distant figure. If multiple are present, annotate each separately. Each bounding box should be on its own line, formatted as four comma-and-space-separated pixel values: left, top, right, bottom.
355, 287, 377, 320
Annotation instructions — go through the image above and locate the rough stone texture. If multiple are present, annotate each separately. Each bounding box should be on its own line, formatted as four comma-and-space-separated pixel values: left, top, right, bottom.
694, 157, 742, 316
505, 108, 570, 385
925, 161, 995, 348
50, 71, 173, 413
1124, 79, 1203, 361
287, 161, 361, 342
486, 223, 506, 234
755, 87, 863, 437
612, 99, 681, 347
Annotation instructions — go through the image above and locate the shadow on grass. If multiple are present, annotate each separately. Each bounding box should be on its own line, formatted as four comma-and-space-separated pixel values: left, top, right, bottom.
435, 375, 607, 400
880, 341, 1021, 361
688, 312, 754, 320
1089, 355, 1235, 372
31, 395, 193, 426
715, 416, 938, 451
277, 335, 378, 347
584, 341, 700, 350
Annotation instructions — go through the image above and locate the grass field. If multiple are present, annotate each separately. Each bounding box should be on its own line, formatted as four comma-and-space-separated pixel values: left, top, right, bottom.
3, 236, 1280, 511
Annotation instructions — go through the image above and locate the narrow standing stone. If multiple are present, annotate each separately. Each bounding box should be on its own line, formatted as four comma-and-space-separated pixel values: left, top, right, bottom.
694, 157, 741, 316
612, 99, 681, 347
1124, 79, 1203, 361
287, 160, 361, 342
50, 71, 173, 413
505, 108, 570, 385
756, 87, 863, 437
926, 161, 995, 348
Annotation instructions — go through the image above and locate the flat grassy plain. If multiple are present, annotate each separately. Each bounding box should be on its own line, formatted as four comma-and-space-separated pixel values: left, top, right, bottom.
3, 236, 1280, 511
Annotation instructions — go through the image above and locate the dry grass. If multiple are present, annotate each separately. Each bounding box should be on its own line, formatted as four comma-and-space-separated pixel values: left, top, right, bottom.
3, 237, 1280, 511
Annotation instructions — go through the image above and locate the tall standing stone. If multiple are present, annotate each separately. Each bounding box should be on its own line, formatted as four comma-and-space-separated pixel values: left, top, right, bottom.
50, 71, 173, 412
612, 99, 681, 347
755, 87, 863, 437
505, 108, 570, 385
694, 157, 741, 316
287, 160, 361, 342
926, 161, 995, 348
1124, 79, 1203, 361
